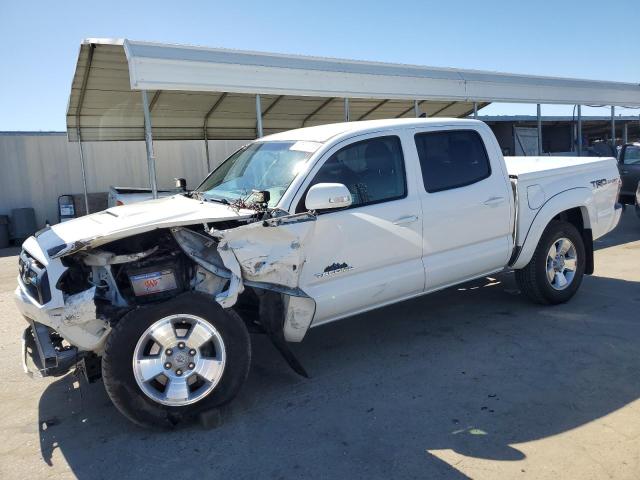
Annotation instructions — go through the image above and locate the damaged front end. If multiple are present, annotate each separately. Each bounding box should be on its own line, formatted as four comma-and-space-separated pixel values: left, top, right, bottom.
16, 205, 319, 379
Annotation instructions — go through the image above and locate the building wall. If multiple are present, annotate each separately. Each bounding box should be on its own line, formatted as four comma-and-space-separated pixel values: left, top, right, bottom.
487, 123, 515, 155
0, 133, 246, 229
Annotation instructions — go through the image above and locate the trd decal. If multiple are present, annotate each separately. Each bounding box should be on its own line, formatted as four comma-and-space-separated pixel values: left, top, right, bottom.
314, 262, 354, 278
590, 178, 618, 189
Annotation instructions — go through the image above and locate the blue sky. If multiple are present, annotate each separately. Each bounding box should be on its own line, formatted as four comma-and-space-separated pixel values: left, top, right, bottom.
1, 0, 638, 131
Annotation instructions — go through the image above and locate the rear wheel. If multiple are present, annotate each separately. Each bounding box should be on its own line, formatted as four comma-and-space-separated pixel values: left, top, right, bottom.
515, 220, 586, 305
102, 293, 250, 428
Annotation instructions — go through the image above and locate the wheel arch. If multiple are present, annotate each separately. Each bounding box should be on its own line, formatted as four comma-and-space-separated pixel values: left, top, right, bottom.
511, 188, 594, 273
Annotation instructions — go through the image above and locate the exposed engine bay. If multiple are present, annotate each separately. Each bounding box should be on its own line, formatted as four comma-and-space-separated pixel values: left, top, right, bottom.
17, 202, 318, 380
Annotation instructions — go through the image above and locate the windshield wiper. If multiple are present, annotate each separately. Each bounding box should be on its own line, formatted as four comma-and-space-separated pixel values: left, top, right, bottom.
205, 196, 230, 205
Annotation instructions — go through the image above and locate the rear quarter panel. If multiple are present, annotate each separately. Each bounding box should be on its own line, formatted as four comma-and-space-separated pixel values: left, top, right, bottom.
510, 157, 620, 269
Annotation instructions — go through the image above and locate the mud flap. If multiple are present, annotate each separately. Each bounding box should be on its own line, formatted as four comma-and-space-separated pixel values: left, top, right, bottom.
583, 228, 594, 275
256, 289, 309, 378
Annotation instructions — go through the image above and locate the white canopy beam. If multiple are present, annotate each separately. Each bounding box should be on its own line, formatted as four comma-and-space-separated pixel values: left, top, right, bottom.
67, 39, 640, 143
122, 39, 640, 105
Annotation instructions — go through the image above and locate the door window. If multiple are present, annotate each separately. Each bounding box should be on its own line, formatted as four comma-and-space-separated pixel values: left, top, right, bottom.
414, 130, 491, 193
297, 136, 406, 212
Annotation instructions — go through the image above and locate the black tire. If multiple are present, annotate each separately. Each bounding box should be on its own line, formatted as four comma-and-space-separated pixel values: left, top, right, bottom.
102, 293, 250, 428
515, 220, 586, 305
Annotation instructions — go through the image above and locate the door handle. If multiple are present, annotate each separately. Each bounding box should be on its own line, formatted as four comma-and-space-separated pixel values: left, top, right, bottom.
393, 215, 419, 225
483, 196, 506, 206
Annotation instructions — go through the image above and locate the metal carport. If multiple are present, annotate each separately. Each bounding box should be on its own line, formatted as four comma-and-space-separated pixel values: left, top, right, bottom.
66, 38, 640, 210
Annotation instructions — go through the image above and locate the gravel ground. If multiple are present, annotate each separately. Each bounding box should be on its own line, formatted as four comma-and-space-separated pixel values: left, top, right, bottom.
0, 209, 639, 479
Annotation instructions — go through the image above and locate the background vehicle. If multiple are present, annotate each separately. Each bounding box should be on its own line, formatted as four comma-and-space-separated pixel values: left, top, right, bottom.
15, 119, 621, 427
618, 143, 640, 205
107, 179, 189, 207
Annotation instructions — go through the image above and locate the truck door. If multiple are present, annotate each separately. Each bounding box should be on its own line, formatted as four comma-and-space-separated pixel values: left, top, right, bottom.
414, 127, 513, 291
619, 144, 640, 203
292, 133, 424, 325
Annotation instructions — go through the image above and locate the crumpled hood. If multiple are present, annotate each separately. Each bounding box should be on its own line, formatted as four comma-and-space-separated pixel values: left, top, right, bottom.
32, 195, 254, 260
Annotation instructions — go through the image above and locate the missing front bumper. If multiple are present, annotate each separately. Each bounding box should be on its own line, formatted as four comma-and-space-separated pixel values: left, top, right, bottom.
22, 320, 80, 378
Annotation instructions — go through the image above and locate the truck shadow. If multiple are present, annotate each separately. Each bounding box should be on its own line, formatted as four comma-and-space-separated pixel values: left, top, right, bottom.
594, 207, 639, 250
36, 269, 640, 479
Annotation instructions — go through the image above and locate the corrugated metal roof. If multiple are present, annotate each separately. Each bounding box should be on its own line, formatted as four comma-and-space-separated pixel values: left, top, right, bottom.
66, 39, 640, 142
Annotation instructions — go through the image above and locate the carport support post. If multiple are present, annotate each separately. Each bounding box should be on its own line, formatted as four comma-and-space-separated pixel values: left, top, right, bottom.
473, 102, 478, 119
414, 100, 420, 118
256, 94, 263, 138
75, 128, 90, 215
141, 90, 159, 200
577, 105, 583, 156
203, 126, 211, 173
537, 104, 543, 155
344, 98, 350, 122
623, 122, 628, 144
611, 106, 616, 149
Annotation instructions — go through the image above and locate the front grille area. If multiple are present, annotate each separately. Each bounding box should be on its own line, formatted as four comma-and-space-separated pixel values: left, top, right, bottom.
19, 250, 51, 304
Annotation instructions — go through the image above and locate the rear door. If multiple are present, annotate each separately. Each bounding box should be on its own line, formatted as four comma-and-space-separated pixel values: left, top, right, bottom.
414, 126, 513, 291
619, 144, 640, 202
291, 132, 425, 325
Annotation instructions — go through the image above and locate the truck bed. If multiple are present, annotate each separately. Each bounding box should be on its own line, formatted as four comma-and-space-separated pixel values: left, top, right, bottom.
504, 156, 616, 181
505, 155, 620, 246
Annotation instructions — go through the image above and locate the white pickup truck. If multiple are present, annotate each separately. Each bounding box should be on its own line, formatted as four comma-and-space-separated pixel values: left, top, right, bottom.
15, 119, 621, 428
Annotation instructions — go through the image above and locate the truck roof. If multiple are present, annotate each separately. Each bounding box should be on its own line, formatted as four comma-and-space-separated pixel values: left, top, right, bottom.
262, 118, 483, 143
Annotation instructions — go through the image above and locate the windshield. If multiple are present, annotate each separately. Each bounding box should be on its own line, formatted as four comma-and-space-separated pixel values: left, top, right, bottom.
195, 141, 321, 207
623, 146, 640, 165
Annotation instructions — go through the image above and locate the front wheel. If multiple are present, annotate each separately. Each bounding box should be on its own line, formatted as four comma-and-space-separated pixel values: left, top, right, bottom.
102, 293, 251, 428
515, 220, 586, 305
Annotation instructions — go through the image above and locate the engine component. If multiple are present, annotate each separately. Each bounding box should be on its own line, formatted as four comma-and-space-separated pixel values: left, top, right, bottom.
130, 267, 178, 296
125, 262, 184, 302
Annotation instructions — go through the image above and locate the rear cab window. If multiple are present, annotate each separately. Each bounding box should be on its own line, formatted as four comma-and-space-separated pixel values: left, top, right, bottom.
414, 130, 491, 193
296, 135, 407, 212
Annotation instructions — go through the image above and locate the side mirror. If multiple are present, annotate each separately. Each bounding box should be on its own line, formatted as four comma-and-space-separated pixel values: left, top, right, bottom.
305, 183, 352, 211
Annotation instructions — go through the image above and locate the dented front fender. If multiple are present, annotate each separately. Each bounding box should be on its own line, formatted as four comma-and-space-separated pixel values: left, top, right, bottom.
172, 212, 318, 341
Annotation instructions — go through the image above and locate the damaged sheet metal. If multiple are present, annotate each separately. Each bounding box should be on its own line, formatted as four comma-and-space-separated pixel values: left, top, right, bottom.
172, 213, 318, 340
171, 227, 244, 308
283, 295, 316, 342
44, 286, 110, 351
172, 212, 316, 305
61, 287, 97, 325
81, 246, 159, 266
211, 212, 317, 289
215, 242, 245, 308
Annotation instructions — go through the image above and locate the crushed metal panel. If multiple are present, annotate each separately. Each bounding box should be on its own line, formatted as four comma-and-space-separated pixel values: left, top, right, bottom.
283, 295, 316, 342
213, 213, 317, 289
61, 287, 97, 326
172, 213, 316, 309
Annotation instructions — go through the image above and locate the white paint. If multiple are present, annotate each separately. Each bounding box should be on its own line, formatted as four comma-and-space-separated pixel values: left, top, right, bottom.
37, 195, 255, 257
13, 119, 622, 352
304, 183, 352, 210
526, 184, 546, 210
120, 39, 640, 106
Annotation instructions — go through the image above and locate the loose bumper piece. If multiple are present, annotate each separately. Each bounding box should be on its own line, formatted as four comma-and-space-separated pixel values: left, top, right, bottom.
22, 321, 80, 378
